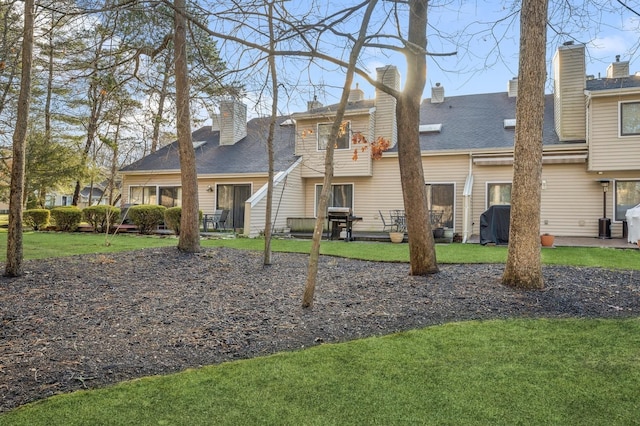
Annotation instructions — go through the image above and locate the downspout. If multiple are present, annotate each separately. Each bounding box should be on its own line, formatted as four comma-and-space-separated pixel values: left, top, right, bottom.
462, 153, 474, 243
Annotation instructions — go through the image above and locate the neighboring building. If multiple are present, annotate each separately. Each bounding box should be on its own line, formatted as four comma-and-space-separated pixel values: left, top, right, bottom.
47, 182, 115, 208
119, 43, 640, 239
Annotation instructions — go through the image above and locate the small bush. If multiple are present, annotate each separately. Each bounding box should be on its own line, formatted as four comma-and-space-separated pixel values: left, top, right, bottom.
24, 209, 50, 231
128, 205, 166, 234
50, 206, 82, 232
83, 205, 121, 233
164, 207, 203, 236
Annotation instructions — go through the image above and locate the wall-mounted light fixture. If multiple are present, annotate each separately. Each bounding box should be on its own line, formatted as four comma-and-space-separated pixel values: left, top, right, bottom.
206, 185, 214, 192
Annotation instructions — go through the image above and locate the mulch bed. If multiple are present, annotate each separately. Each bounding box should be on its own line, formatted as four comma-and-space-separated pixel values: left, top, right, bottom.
1, 246, 639, 412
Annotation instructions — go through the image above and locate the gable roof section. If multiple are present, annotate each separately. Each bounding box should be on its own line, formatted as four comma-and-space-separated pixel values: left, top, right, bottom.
120, 116, 298, 175
409, 92, 562, 152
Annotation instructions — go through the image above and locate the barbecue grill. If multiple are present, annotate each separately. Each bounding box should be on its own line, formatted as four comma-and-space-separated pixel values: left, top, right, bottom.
327, 207, 361, 241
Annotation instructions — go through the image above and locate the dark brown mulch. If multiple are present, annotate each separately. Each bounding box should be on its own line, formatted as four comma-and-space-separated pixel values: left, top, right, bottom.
1, 246, 639, 412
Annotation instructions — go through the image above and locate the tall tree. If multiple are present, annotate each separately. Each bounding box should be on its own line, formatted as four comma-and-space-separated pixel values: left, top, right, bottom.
302, 0, 379, 308
263, 0, 278, 266
394, 0, 438, 275
502, 0, 549, 289
174, 0, 200, 253
5, 0, 34, 277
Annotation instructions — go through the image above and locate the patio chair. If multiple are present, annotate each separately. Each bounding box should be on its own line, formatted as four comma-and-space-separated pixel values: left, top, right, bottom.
379, 210, 396, 232
216, 209, 229, 230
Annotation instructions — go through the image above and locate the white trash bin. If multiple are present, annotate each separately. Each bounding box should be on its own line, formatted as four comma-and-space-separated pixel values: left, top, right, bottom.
625, 204, 640, 244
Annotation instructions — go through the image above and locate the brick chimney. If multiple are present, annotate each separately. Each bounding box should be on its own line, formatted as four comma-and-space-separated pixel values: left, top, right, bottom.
219, 99, 247, 146
375, 65, 400, 148
431, 83, 445, 103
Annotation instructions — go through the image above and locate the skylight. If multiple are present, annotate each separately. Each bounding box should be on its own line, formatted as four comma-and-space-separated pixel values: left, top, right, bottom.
419, 124, 442, 133
192, 141, 207, 148
503, 119, 516, 129
280, 118, 296, 126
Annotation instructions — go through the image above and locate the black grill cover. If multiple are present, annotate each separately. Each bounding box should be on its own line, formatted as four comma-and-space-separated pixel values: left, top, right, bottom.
480, 205, 510, 245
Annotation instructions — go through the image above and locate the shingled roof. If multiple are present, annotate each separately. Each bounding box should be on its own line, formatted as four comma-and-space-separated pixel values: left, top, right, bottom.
120, 116, 298, 174
586, 75, 640, 91
411, 92, 564, 153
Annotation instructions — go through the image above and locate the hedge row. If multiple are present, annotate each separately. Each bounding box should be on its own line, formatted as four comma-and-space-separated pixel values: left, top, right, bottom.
23, 205, 202, 236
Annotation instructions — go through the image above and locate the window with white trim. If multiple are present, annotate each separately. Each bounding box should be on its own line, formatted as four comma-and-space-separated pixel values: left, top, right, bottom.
317, 122, 350, 150
620, 102, 640, 136
315, 184, 353, 215
129, 186, 157, 205
159, 186, 182, 207
426, 183, 454, 228
487, 182, 511, 208
615, 180, 640, 221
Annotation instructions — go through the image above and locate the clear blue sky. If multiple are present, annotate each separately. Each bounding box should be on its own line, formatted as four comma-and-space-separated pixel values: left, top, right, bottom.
208, 1, 640, 119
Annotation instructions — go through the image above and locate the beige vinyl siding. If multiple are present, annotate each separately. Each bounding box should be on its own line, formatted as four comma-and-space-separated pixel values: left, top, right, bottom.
553, 44, 586, 141
468, 162, 633, 238
588, 95, 640, 171
422, 155, 470, 233
244, 162, 305, 237
295, 116, 373, 178
122, 173, 268, 217
300, 154, 469, 233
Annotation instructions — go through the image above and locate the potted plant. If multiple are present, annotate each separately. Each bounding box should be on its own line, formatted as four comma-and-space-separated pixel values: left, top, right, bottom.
389, 231, 404, 243
540, 233, 555, 247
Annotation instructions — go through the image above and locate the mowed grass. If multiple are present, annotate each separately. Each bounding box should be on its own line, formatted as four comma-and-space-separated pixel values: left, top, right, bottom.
1, 230, 639, 424
0, 230, 637, 270
2, 318, 640, 425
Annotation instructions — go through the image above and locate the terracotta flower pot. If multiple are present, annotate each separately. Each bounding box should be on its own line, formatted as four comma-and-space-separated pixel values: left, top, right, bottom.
389, 232, 404, 243
540, 234, 555, 247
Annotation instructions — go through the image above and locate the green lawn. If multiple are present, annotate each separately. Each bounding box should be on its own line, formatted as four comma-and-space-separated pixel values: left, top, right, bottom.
2, 318, 639, 425
1, 231, 639, 424
0, 231, 638, 270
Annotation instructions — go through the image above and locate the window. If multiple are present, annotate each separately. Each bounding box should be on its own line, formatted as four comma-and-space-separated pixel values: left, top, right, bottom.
620, 102, 640, 136
315, 184, 353, 215
487, 182, 511, 208
426, 183, 454, 228
129, 186, 157, 205
317, 122, 350, 150
159, 186, 182, 207
615, 180, 640, 221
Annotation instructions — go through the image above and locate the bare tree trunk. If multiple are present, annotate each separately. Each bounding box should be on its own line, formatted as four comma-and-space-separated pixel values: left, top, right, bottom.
396, 0, 438, 275
174, 0, 200, 253
502, 0, 548, 289
263, 1, 277, 266
5, 0, 34, 277
151, 53, 172, 153
302, 0, 379, 308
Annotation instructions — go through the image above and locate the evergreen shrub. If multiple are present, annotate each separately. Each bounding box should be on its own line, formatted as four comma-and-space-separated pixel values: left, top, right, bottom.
50, 206, 82, 232
128, 205, 166, 234
83, 205, 121, 232
24, 209, 50, 231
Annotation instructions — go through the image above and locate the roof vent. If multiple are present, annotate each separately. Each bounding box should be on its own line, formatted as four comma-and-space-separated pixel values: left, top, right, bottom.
563, 40, 574, 46
419, 123, 442, 133
503, 119, 516, 129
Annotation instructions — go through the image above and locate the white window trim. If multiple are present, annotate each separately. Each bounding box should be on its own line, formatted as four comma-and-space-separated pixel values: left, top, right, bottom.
314, 183, 355, 217
425, 182, 456, 231
613, 178, 640, 222
618, 101, 640, 138
316, 121, 351, 151
485, 181, 512, 210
